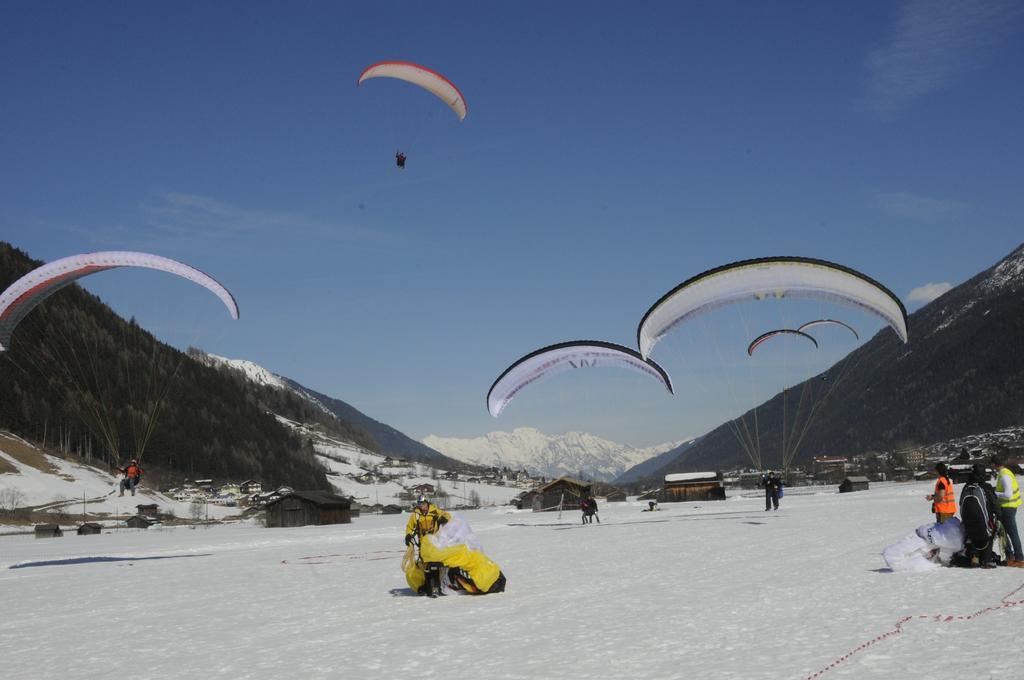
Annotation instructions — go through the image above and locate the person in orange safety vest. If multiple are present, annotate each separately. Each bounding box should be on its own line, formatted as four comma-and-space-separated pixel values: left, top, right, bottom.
926, 462, 957, 524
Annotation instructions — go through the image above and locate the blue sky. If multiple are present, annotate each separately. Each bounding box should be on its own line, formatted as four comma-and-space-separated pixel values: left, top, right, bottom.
2, 1, 1022, 449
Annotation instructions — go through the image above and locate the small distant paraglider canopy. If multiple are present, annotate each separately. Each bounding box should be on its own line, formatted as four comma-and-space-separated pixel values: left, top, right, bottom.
0, 251, 240, 351
796, 318, 859, 341
637, 256, 908, 360
358, 61, 467, 122
486, 340, 674, 418
747, 329, 819, 356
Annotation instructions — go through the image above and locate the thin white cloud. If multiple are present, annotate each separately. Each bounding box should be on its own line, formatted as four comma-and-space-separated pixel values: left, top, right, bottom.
871, 190, 964, 220
908, 281, 952, 303
861, 0, 1023, 117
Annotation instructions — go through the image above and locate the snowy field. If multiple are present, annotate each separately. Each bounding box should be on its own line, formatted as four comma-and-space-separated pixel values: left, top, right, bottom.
2, 480, 1023, 680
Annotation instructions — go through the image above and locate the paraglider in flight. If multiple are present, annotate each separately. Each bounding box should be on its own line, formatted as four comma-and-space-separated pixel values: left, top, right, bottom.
637, 256, 908, 360
0, 251, 239, 351
358, 61, 468, 121
395, 151, 407, 169
747, 329, 819, 356
486, 340, 674, 418
796, 318, 859, 341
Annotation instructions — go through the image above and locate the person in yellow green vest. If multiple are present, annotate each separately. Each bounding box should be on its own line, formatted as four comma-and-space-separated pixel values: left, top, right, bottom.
991, 454, 1023, 567
926, 462, 957, 524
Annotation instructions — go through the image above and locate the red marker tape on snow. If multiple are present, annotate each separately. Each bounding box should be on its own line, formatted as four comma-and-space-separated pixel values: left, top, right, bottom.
803, 580, 1024, 680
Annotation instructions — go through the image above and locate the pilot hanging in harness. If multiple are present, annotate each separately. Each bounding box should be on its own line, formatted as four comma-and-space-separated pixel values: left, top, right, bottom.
395, 151, 407, 169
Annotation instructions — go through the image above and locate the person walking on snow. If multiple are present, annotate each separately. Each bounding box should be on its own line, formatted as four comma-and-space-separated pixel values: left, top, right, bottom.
762, 471, 781, 511
118, 459, 143, 497
991, 454, 1024, 567
927, 462, 957, 524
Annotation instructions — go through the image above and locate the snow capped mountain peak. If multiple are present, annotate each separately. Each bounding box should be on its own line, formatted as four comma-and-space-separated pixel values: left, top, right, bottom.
422, 429, 688, 482
203, 353, 287, 390
980, 242, 1024, 294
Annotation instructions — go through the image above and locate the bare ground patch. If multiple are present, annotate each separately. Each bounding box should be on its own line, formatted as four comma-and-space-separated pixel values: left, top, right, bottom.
0, 432, 60, 475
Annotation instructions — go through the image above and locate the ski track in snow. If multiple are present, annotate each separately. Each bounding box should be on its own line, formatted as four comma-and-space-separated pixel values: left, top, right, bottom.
1, 480, 1023, 679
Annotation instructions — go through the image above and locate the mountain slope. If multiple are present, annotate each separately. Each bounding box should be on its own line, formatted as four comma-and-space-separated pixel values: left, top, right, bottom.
198, 353, 455, 467
423, 427, 687, 482
0, 242, 330, 490
647, 242, 1024, 480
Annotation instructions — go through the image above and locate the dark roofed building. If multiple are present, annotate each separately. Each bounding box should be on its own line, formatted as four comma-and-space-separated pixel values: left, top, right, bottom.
34, 523, 63, 538
662, 472, 725, 502
839, 476, 870, 493
264, 491, 353, 528
77, 522, 103, 535
530, 478, 591, 512
125, 515, 152, 529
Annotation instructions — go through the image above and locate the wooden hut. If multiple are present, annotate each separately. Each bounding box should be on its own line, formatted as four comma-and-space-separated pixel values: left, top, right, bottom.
77, 522, 103, 535
264, 491, 352, 528
381, 504, 404, 515
530, 478, 591, 512
126, 515, 152, 529
603, 489, 627, 503
662, 472, 726, 502
136, 504, 159, 518
839, 476, 870, 493
34, 524, 63, 538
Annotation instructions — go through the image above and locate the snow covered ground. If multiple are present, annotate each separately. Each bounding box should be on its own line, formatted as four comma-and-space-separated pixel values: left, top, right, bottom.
3, 479, 1023, 679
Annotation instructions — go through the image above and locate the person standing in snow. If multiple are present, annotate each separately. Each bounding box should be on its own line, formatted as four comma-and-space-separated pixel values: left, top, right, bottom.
404, 495, 451, 546
581, 495, 599, 524
404, 495, 452, 597
926, 462, 956, 524
958, 464, 999, 569
991, 454, 1024, 567
762, 471, 781, 511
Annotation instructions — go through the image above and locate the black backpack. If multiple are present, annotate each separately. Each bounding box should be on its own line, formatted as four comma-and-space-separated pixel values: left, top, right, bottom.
960, 482, 996, 545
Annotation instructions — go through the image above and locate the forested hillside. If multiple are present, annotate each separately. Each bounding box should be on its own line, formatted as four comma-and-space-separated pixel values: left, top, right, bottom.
0, 242, 376, 489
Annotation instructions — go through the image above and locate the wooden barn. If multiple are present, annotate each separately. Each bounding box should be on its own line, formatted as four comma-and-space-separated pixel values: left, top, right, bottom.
136, 504, 159, 518
661, 472, 726, 502
530, 478, 591, 512
603, 489, 627, 503
264, 491, 352, 528
380, 504, 404, 515
34, 524, 63, 538
126, 515, 152, 529
77, 522, 103, 535
839, 476, 870, 493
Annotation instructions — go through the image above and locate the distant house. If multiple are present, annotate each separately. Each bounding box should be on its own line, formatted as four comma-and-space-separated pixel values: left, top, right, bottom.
240, 480, 263, 496
410, 483, 436, 496
136, 504, 159, 518
662, 472, 726, 502
381, 504, 404, 515
77, 522, 103, 536
264, 491, 353, 528
34, 524, 63, 539
125, 515, 152, 529
603, 489, 627, 503
529, 478, 591, 512
839, 476, 870, 493
812, 456, 848, 482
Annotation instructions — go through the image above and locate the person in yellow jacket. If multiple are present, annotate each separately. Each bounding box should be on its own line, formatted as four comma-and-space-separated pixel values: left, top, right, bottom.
403, 495, 451, 597
404, 495, 451, 546
991, 455, 1023, 567
926, 462, 957, 524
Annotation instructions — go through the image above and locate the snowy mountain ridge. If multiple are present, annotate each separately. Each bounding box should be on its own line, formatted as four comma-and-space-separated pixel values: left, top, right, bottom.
422, 427, 689, 482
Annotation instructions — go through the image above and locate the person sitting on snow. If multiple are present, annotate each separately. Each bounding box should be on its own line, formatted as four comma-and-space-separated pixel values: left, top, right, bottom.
118, 459, 144, 497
